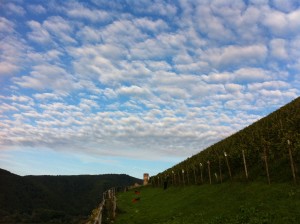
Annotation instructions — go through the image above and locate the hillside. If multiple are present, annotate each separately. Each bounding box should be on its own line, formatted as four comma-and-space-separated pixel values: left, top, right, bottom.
115, 97, 300, 223
115, 184, 300, 224
0, 168, 141, 223
154, 97, 300, 184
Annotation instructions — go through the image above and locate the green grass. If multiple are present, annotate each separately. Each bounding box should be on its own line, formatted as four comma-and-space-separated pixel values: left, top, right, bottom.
114, 182, 300, 224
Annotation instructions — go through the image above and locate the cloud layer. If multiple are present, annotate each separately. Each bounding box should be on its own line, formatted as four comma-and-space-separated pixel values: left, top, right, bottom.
0, 0, 299, 163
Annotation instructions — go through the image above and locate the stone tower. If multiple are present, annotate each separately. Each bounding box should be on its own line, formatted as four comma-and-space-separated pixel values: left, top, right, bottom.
143, 173, 149, 185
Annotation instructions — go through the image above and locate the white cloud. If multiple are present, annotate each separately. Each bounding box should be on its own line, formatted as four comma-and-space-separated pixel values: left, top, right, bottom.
27, 16, 77, 45
288, 9, 300, 32
133, 18, 169, 33
270, 38, 288, 59
195, 4, 234, 42
0, 35, 29, 76
0, 103, 19, 112
79, 99, 99, 111
127, 0, 177, 17
101, 19, 148, 46
117, 85, 150, 96
64, 1, 110, 22
76, 26, 102, 43
224, 83, 244, 93
271, 0, 298, 13
9, 95, 34, 104
263, 7, 300, 36
203, 67, 270, 84
27, 49, 64, 64
234, 67, 270, 83
27, 4, 46, 14
33, 93, 63, 101
156, 86, 190, 99
0, 62, 19, 76
247, 81, 290, 91
263, 9, 288, 35
202, 72, 232, 83
0, 0, 300, 165
5, 3, 26, 16
27, 20, 52, 44
0, 17, 15, 34
13, 64, 77, 93
205, 44, 268, 68
145, 60, 172, 71
43, 16, 76, 44
259, 89, 297, 99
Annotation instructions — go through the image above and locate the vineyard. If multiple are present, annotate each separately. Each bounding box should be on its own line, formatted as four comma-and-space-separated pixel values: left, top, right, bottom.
152, 97, 300, 186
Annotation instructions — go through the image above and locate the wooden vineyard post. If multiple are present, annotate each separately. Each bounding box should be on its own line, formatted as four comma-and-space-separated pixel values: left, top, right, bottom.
207, 161, 212, 184
219, 156, 223, 183
224, 152, 232, 180
178, 171, 181, 185
172, 171, 175, 186
174, 172, 177, 186
242, 150, 248, 180
186, 170, 190, 185
193, 167, 197, 184
287, 139, 297, 184
214, 173, 218, 182
263, 146, 271, 185
182, 169, 185, 186
199, 163, 203, 184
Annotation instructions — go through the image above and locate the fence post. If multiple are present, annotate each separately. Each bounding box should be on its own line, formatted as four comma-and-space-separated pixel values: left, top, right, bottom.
263, 146, 270, 184
287, 139, 297, 184
199, 163, 203, 184
219, 156, 223, 183
172, 171, 175, 186
193, 167, 197, 184
182, 169, 185, 186
242, 150, 248, 180
224, 152, 232, 180
207, 161, 212, 184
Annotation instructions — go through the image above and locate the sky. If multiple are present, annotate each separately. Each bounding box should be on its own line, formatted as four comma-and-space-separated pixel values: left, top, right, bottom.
0, 0, 299, 179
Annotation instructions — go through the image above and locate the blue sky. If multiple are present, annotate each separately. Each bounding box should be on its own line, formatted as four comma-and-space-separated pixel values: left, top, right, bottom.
0, 0, 299, 179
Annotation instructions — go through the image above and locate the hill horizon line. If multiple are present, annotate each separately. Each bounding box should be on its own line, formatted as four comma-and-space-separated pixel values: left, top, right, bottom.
0, 167, 140, 179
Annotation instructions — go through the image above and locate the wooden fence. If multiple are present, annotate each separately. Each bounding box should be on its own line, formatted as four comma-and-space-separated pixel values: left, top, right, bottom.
93, 187, 121, 224
151, 147, 298, 187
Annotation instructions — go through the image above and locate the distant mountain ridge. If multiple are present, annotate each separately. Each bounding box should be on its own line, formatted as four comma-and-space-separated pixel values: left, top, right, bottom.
0, 168, 141, 223
0, 168, 18, 176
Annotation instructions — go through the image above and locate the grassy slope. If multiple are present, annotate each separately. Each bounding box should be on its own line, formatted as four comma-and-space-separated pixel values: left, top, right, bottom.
115, 183, 300, 224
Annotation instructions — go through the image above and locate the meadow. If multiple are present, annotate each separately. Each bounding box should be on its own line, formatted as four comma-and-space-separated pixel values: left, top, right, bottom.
115, 182, 300, 224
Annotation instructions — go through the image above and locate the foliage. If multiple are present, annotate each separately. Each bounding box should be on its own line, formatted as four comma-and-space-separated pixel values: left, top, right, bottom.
0, 168, 141, 223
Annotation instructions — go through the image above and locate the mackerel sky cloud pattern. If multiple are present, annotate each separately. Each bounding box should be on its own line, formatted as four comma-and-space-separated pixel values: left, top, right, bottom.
0, 0, 299, 177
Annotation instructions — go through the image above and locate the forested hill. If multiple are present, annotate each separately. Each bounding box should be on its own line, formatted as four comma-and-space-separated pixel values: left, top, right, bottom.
157, 96, 300, 183
0, 168, 141, 223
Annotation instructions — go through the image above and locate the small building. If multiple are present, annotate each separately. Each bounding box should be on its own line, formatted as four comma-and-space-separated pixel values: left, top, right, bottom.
143, 173, 149, 185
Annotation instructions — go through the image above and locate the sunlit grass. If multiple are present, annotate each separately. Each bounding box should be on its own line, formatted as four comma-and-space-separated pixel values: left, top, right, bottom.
115, 182, 300, 224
